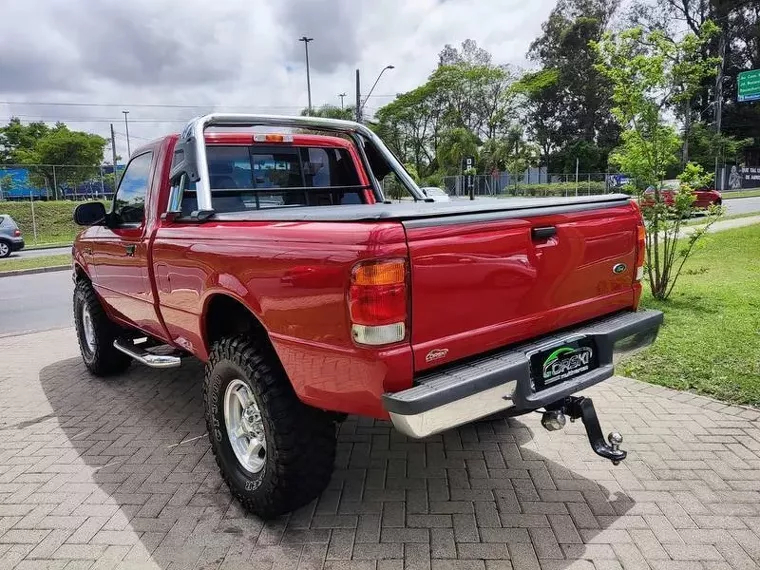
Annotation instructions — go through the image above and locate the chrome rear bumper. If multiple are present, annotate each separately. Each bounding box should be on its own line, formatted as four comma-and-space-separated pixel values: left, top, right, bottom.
383, 309, 663, 438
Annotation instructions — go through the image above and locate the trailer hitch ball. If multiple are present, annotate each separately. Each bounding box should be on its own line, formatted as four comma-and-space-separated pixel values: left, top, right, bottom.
541, 410, 567, 431
608, 432, 623, 465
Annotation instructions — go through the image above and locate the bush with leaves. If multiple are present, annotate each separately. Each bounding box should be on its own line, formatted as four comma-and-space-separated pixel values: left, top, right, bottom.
594, 22, 722, 300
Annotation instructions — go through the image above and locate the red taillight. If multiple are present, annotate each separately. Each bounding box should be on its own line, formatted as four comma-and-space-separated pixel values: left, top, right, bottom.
13, 229, 21, 237
349, 260, 407, 346
635, 224, 646, 281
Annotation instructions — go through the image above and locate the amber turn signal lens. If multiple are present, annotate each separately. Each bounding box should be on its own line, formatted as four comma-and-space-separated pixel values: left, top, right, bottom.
352, 260, 405, 286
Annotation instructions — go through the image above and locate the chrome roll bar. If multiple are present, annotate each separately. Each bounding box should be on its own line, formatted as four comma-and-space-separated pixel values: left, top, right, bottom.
168, 113, 425, 213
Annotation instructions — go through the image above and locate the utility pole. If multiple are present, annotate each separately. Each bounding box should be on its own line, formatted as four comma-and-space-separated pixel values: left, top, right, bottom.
110, 123, 119, 185
355, 69, 361, 122
299, 36, 314, 115
713, 32, 726, 190
122, 110, 131, 157
339, 92, 347, 109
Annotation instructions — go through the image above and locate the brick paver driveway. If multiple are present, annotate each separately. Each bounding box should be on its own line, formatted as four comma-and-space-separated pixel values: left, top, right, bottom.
2, 328, 760, 570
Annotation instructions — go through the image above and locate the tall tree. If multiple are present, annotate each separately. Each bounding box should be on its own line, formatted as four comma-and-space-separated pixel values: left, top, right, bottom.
525, 0, 622, 172
1, 119, 107, 199
625, 0, 760, 152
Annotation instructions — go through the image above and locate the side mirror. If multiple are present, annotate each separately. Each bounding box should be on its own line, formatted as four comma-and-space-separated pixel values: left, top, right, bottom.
74, 202, 107, 226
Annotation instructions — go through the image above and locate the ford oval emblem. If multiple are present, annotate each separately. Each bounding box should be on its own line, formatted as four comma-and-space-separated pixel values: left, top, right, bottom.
613, 263, 627, 274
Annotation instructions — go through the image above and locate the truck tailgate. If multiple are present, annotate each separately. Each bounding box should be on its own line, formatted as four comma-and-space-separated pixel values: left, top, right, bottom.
404, 199, 642, 372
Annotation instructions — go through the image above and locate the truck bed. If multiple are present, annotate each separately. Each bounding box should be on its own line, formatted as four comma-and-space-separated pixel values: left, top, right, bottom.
206, 194, 630, 223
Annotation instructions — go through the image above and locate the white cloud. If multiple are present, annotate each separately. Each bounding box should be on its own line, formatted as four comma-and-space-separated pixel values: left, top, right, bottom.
0, 0, 556, 158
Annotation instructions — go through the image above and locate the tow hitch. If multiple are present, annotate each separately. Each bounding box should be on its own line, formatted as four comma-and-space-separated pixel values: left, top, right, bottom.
541, 396, 626, 465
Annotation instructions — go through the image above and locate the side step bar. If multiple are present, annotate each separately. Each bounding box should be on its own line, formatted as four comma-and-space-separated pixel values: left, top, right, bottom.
113, 339, 182, 369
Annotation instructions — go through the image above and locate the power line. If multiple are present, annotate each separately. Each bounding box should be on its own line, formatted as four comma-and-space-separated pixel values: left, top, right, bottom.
0, 100, 313, 110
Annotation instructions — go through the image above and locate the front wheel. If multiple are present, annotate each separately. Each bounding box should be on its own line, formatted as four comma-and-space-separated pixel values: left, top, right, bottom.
73, 279, 132, 376
204, 336, 336, 518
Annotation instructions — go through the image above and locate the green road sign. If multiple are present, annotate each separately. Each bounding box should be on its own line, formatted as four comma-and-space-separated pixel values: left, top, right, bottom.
738, 69, 760, 102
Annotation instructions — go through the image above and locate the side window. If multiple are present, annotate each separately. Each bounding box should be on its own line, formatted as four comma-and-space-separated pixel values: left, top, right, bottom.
112, 152, 152, 225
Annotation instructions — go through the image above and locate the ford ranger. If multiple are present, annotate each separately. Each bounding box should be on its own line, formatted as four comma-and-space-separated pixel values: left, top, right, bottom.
71, 114, 663, 518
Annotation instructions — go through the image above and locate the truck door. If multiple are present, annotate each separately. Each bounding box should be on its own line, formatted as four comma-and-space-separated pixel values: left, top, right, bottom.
90, 151, 163, 336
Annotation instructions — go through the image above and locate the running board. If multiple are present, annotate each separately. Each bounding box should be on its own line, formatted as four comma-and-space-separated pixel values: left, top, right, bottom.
113, 339, 182, 369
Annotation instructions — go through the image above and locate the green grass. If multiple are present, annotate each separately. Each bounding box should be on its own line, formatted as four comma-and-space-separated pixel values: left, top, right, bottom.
0, 201, 88, 246
620, 223, 760, 406
0, 254, 70, 273
723, 189, 760, 199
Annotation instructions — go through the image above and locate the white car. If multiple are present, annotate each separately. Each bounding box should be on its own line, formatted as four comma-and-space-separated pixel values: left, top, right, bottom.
420, 186, 451, 202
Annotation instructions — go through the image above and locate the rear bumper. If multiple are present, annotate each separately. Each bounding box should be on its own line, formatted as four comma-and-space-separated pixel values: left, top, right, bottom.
10, 238, 25, 252
382, 309, 663, 438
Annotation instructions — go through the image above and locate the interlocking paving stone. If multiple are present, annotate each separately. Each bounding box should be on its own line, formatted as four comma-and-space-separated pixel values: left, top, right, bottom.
1, 328, 759, 568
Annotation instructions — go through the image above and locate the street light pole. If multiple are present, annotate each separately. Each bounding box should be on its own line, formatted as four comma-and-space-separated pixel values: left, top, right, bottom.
339, 92, 347, 109
122, 110, 131, 157
299, 36, 314, 115
359, 65, 394, 120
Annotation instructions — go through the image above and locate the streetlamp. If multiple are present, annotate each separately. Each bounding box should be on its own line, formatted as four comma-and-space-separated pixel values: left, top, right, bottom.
338, 92, 347, 109
122, 110, 131, 157
299, 36, 314, 115
359, 65, 394, 120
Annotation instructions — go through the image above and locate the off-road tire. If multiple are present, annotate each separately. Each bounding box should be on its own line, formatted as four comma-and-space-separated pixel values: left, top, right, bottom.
73, 279, 132, 376
204, 335, 337, 519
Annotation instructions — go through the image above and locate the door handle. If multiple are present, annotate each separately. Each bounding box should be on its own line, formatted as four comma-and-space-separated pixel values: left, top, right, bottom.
531, 226, 557, 240
124, 244, 136, 257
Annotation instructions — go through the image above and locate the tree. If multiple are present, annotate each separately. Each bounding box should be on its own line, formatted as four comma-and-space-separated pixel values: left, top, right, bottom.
625, 0, 760, 154
300, 105, 355, 120
436, 128, 479, 175
525, 0, 623, 172
594, 23, 723, 300
4, 121, 107, 200
0, 119, 50, 164
374, 40, 521, 180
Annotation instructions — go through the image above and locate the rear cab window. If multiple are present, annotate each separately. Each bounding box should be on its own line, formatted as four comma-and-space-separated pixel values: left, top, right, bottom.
179, 142, 366, 215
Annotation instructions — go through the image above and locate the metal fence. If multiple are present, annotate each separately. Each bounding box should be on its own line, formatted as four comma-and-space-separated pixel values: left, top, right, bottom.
442, 173, 616, 197
0, 164, 121, 202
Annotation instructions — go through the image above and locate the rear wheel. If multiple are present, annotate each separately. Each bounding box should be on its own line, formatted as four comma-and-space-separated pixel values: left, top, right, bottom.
73, 279, 132, 376
0, 240, 10, 258
204, 335, 336, 518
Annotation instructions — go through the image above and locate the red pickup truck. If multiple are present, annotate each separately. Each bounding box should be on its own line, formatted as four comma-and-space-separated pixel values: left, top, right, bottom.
72, 114, 662, 518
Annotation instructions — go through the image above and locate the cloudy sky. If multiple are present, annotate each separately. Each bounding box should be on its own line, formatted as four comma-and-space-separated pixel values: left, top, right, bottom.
0, 0, 556, 159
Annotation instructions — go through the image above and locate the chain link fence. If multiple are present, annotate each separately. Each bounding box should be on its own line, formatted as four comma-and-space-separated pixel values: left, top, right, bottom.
442, 173, 618, 198
0, 164, 119, 202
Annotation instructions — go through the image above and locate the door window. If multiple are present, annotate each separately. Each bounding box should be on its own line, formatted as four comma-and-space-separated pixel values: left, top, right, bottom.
112, 152, 152, 225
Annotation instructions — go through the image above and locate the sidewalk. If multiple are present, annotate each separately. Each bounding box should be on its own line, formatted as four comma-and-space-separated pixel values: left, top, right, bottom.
1, 328, 759, 569
680, 214, 760, 238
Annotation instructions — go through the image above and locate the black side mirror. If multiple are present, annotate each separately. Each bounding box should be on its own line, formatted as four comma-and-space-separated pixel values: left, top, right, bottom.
74, 202, 107, 226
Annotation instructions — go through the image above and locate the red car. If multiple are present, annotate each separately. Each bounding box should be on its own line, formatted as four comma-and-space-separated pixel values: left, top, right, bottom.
71, 114, 662, 517
641, 179, 722, 209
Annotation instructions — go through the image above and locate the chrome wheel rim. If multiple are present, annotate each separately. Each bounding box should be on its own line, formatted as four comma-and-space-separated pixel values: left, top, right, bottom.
0, 243, 8, 256
81, 304, 97, 353
224, 379, 266, 473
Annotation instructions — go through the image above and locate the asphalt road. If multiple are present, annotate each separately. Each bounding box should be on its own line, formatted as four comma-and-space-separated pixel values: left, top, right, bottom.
0, 270, 73, 336
725, 195, 760, 216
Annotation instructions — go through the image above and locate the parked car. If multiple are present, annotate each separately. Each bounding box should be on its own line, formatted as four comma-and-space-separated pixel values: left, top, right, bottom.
641, 179, 722, 210
0, 214, 25, 258
420, 186, 451, 202
71, 114, 662, 518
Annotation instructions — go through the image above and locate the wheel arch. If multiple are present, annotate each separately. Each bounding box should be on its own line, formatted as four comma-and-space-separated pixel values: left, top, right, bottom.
202, 292, 274, 357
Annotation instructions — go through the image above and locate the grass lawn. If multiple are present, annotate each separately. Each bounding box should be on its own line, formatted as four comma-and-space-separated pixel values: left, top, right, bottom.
621, 223, 760, 406
0, 254, 70, 273
723, 189, 760, 199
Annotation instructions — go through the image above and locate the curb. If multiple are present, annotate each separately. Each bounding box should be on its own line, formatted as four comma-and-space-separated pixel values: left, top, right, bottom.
0, 265, 70, 279
25, 243, 73, 252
